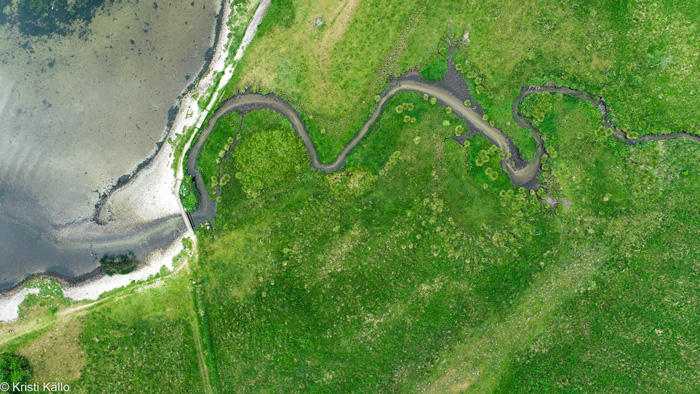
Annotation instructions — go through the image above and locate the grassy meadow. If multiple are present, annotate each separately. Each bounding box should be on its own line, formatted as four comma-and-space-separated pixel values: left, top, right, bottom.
1, 1, 699, 393
230, 0, 700, 162
197, 111, 243, 200
190, 91, 699, 391
1, 266, 207, 393
193, 95, 558, 392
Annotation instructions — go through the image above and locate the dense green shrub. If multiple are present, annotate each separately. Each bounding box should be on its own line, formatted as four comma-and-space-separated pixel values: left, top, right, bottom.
0, 353, 32, 391
420, 55, 447, 81
100, 252, 139, 276
179, 176, 200, 212
231, 128, 308, 199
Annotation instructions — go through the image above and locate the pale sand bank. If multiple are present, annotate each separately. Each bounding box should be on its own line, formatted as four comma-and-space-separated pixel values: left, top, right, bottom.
0, 289, 39, 323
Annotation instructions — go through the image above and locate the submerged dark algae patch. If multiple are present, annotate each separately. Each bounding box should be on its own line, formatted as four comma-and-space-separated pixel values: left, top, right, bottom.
1, 0, 113, 37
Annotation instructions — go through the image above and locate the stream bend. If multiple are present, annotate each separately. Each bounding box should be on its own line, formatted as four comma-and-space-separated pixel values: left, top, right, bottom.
186, 72, 700, 227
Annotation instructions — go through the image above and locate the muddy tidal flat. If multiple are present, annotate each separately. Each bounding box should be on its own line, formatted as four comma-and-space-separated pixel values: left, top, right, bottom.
0, 0, 220, 289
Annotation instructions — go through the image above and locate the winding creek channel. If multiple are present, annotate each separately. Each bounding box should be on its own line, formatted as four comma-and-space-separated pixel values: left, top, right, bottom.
187, 57, 700, 227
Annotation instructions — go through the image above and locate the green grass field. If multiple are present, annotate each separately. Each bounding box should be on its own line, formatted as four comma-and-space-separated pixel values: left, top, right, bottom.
231, 0, 700, 162
188, 91, 699, 392
2, 1, 699, 392
193, 96, 558, 392
71, 275, 205, 393
197, 111, 243, 200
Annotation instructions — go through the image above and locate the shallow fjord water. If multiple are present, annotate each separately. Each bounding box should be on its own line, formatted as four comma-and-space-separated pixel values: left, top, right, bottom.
0, 0, 220, 289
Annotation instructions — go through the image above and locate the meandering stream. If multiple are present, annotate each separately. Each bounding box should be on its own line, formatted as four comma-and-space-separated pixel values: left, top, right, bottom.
187, 58, 700, 226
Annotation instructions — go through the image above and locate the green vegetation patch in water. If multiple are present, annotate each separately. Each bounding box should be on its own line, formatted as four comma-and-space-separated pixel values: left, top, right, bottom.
99, 252, 139, 276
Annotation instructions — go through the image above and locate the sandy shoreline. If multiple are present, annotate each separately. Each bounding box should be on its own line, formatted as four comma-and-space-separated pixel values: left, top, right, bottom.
62, 232, 190, 301
0, 288, 39, 322
0, 0, 269, 322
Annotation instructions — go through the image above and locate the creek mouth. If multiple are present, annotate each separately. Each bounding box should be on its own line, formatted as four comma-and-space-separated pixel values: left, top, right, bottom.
188, 55, 699, 226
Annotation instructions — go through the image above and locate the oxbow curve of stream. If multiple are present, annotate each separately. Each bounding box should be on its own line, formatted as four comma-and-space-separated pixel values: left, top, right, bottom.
185, 63, 700, 227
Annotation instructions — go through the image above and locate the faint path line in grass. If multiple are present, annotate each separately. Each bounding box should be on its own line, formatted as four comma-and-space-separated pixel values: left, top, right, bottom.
1, 259, 191, 349
186, 261, 214, 394
191, 310, 213, 394
0, 291, 122, 349
372, 0, 427, 91
190, 280, 221, 393
420, 248, 605, 393
318, 0, 361, 70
